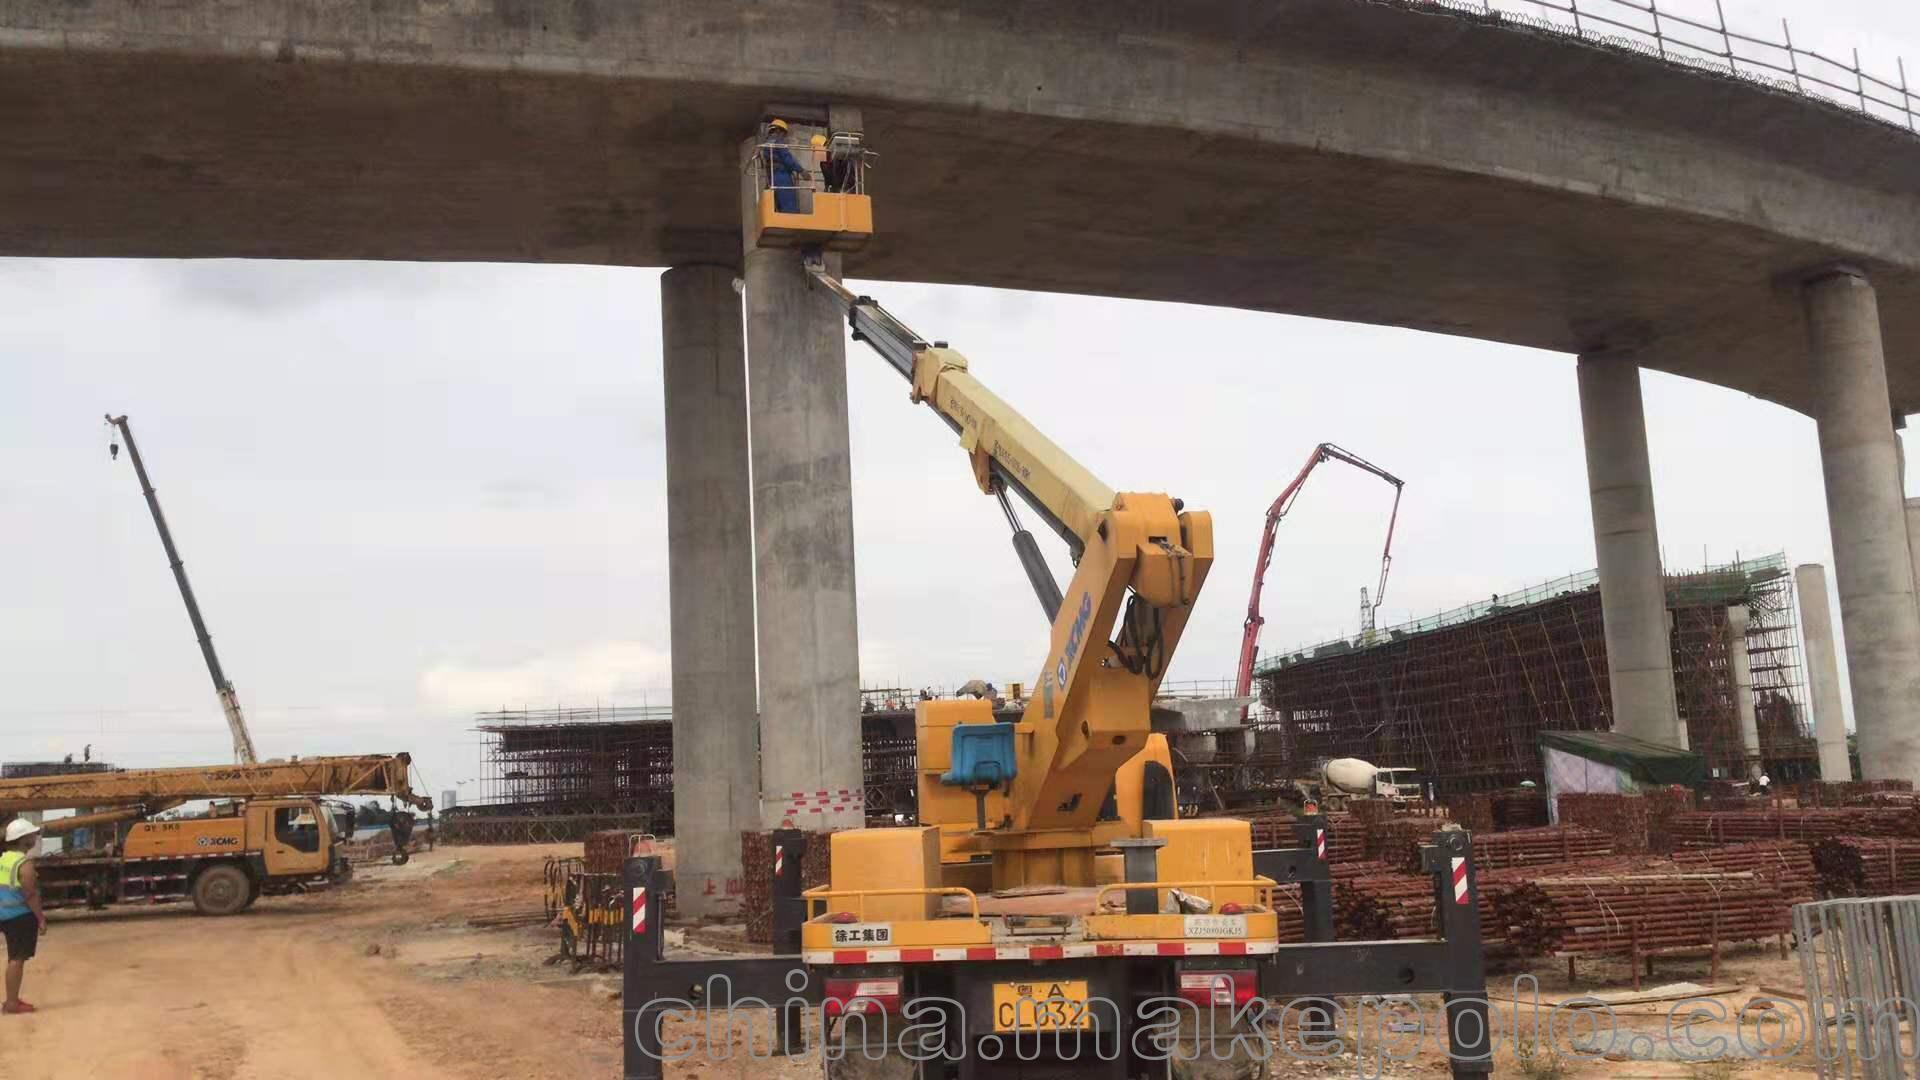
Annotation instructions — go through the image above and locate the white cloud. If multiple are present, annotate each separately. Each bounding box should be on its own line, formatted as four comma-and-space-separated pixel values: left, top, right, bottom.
417, 641, 673, 711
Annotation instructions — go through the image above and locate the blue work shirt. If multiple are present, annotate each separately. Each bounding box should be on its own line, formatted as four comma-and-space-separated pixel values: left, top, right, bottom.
768, 145, 805, 213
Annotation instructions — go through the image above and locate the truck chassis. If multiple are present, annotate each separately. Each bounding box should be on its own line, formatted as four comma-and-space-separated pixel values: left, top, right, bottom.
618, 819, 1491, 1080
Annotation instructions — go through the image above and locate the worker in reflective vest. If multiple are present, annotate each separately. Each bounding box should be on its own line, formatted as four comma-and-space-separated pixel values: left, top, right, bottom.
0, 818, 46, 1015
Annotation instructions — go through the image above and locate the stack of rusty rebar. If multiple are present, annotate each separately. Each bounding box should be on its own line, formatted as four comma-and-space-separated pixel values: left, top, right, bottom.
583, 829, 655, 874
1811, 836, 1920, 897
1496, 872, 1790, 958
1642, 785, 1696, 854
1797, 779, 1913, 808
1472, 826, 1614, 869
1445, 793, 1496, 834
1333, 874, 1435, 940
1493, 790, 1551, 831
741, 830, 832, 943
1671, 807, 1920, 847
1268, 884, 1307, 944
1241, 811, 1363, 861
1554, 794, 1652, 855
1672, 841, 1817, 905
1364, 818, 1445, 871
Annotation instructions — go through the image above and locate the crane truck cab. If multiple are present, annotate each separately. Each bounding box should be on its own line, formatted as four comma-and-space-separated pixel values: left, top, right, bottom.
750, 120, 874, 251
36, 795, 354, 916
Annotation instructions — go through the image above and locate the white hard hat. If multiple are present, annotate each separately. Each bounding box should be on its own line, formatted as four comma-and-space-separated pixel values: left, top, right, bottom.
4, 818, 41, 843
1759, 774, 1772, 785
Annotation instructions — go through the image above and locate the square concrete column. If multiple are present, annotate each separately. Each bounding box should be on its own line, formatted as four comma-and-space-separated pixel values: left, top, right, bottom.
1725, 603, 1761, 777
1794, 563, 1853, 781
1803, 268, 1920, 783
1576, 354, 1686, 748
663, 264, 759, 918
742, 243, 865, 830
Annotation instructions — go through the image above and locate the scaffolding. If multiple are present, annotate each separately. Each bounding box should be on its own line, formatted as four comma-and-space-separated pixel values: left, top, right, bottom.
466, 705, 675, 831
1252, 553, 1814, 795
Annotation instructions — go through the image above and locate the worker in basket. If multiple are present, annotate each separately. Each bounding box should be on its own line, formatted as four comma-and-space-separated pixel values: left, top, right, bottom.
764, 119, 812, 213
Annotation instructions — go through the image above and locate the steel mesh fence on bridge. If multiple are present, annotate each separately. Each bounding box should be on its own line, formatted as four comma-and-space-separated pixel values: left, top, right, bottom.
1386, 0, 1917, 134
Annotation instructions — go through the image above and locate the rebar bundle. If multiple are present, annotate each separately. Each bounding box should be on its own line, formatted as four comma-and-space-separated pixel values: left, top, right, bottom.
1496, 872, 1789, 958
1671, 808, 1920, 846
1672, 840, 1817, 904
1472, 826, 1615, 869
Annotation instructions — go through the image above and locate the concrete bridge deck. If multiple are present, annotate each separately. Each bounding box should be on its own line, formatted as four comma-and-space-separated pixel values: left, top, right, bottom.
1, 0, 1916, 413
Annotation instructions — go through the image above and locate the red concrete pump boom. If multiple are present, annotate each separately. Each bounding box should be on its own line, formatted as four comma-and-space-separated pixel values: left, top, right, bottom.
1234, 442, 1404, 701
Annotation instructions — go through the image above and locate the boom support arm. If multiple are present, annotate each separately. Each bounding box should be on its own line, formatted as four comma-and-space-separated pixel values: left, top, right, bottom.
0, 754, 430, 813
106, 414, 259, 765
809, 267, 1213, 835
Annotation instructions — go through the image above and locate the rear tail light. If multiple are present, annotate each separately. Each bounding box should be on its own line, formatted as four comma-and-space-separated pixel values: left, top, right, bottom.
824, 976, 904, 1017
1179, 970, 1257, 1007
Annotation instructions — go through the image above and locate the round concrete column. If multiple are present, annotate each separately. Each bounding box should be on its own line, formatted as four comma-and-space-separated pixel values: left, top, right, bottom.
1794, 563, 1853, 781
1803, 268, 1920, 783
662, 264, 759, 917
742, 246, 865, 831
1576, 354, 1686, 749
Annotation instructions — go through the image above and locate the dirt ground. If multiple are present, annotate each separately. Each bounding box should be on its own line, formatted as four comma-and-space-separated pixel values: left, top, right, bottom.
1, 844, 1836, 1079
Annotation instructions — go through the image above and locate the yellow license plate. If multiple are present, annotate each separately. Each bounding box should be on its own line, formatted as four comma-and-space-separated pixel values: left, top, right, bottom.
992, 980, 1092, 1031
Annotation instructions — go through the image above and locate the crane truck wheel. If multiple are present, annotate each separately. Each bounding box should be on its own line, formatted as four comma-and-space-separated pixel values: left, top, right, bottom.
191, 864, 253, 916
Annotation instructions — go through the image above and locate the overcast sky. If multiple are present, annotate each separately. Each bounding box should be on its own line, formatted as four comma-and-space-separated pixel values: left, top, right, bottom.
3, 0, 1916, 801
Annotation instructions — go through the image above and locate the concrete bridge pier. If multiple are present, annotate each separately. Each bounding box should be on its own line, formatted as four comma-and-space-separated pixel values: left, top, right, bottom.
741, 240, 865, 831
1795, 563, 1853, 780
1802, 267, 1920, 783
1576, 353, 1687, 749
662, 264, 759, 917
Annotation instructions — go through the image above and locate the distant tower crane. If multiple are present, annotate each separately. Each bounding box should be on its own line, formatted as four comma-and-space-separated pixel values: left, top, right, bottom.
1234, 442, 1405, 705
105, 414, 258, 765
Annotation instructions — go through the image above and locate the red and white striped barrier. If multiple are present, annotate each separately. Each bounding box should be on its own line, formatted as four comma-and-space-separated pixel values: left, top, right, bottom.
632, 886, 649, 934
1450, 856, 1470, 905
804, 940, 1283, 965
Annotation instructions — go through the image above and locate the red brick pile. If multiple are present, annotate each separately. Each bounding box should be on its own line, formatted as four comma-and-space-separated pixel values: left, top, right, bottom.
741, 830, 832, 944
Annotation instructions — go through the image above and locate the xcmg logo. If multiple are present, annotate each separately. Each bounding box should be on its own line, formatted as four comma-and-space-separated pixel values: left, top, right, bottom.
195, 836, 241, 848
1055, 592, 1094, 690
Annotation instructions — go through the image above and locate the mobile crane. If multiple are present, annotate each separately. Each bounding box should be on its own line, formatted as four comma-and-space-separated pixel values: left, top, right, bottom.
105, 413, 258, 764
0, 754, 429, 915
622, 130, 1488, 1080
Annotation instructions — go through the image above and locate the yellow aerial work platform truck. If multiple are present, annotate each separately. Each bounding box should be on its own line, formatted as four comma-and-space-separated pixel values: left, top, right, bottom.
626, 127, 1490, 1080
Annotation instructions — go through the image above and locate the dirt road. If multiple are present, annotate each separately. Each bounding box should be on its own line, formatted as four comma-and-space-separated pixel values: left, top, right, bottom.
8, 845, 625, 1080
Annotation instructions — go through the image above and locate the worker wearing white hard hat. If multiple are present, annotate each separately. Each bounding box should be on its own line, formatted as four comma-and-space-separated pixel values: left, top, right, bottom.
0, 818, 46, 1015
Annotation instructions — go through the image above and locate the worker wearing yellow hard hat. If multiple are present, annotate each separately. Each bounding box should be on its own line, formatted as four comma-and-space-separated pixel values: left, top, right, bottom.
764, 119, 809, 212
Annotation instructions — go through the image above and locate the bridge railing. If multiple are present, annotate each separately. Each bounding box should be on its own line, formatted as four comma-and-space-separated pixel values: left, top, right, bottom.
1397, 0, 1917, 135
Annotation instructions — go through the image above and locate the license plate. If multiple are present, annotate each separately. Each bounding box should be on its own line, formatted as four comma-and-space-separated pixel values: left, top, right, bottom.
1184, 914, 1248, 938
992, 980, 1092, 1031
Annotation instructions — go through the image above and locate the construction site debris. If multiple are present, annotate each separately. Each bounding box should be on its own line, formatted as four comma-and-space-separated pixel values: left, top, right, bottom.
1811, 835, 1920, 897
